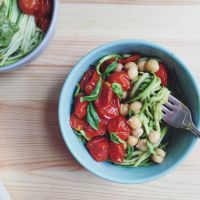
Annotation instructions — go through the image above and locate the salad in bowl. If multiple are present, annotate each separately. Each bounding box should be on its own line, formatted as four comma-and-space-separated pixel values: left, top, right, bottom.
70, 53, 170, 167
59, 40, 200, 183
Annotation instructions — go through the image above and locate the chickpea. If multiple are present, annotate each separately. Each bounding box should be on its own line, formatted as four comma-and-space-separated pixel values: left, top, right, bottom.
137, 59, 147, 72
145, 59, 159, 73
127, 136, 138, 147
129, 115, 142, 129
155, 148, 166, 158
152, 154, 164, 164
148, 130, 160, 144
129, 101, 142, 114
121, 91, 128, 100
131, 128, 144, 138
136, 139, 148, 151
115, 63, 123, 72
120, 104, 129, 116
128, 66, 138, 80
124, 62, 138, 70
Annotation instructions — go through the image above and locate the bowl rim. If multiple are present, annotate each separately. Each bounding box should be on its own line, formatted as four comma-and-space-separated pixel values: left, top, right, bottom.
58, 39, 200, 184
0, 0, 58, 72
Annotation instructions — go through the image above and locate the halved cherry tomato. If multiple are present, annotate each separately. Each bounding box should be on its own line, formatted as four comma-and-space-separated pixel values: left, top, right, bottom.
86, 136, 109, 162
85, 119, 107, 138
100, 57, 115, 73
94, 82, 119, 120
118, 54, 141, 64
74, 94, 88, 119
155, 63, 168, 86
107, 72, 130, 91
35, 0, 52, 17
84, 71, 100, 95
80, 69, 94, 90
108, 116, 130, 140
70, 113, 86, 131
19, 0, 39, 15
109, 141, 125, 163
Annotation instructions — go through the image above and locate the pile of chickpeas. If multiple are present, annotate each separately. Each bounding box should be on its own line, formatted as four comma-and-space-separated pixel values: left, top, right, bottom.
115, 58, 166, 164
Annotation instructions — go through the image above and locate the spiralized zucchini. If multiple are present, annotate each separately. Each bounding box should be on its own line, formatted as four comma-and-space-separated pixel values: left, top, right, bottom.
0, 0, 44, 66
119, 73, 170, 167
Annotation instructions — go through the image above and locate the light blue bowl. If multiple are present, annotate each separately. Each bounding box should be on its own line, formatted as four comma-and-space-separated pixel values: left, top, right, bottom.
58, 40, 200, 184
0, 0, 58, 72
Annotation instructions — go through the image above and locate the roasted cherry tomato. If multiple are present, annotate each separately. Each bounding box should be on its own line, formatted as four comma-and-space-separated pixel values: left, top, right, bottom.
80, 69, 94, 90
108, 116, 130, 140
155, 63, 168, 86
35, 17, 50, 32
109, 141, 125, 163
112, 94, 120, 110
35, 0, 52, 17
19, 0, 39, 15
96, 82, 113, 107
107, 72, 130, 91
70, 113, 86, 131
94, 82, 119, 120
100, 57, 116, 73
86, 136, 109, 162
83, 71, 100, 95
118, 54, 141, 64
74, 94, 88, 119
85, 119, 107, 138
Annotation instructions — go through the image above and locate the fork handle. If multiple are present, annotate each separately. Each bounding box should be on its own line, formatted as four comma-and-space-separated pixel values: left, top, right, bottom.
190, 124, 200, 138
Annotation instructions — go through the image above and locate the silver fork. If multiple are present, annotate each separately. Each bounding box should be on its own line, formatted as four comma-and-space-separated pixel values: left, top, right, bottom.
162, 95, 200, 137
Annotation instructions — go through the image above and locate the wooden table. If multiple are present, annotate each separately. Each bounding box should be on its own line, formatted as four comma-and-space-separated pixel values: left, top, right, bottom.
1, 0, 200, 199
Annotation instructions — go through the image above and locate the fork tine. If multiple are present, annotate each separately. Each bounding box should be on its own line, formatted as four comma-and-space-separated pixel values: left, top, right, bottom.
162, 112, 171, 123
168, 95, 181, 105
162, 105, 171, 115
164, 101, 175, 110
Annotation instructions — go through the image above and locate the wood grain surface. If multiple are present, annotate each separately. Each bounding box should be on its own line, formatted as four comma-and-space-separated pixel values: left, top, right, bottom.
0, 1, 200, 199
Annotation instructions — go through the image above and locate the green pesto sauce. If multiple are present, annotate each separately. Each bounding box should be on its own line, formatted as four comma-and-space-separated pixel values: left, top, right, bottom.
0, 4, 19, 48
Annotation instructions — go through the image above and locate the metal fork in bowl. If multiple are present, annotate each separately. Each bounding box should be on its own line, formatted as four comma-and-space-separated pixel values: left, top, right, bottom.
162, 95, 200, 137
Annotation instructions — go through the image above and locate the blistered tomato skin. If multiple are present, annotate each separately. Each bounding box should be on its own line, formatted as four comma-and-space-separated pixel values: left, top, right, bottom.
84, 71, 100, 95
109, 142, 125, 163
74, 94, 88, 119
85, 119, 107, 138
70, 114, 86, 131
86, 137, 109, 162
19, 0, 39, 15
80, 69, 95, 91
108, 116, 130, 140
94, 82, 119, 120
107, 72, 131, 91
155, 63, 168, 86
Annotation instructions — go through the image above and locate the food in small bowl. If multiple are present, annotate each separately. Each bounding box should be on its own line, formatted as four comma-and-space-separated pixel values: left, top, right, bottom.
70, 54, 170, 166
59, 40, 200, 183
0, 0, 57, 71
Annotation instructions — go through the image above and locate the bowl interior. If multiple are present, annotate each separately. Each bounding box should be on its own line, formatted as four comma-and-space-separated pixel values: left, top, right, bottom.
59, 40, 200, 183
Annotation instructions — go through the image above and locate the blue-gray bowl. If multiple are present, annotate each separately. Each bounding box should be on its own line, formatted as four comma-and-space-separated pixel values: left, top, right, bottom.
0, 0, 58, 72
58, 40, 200, 184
